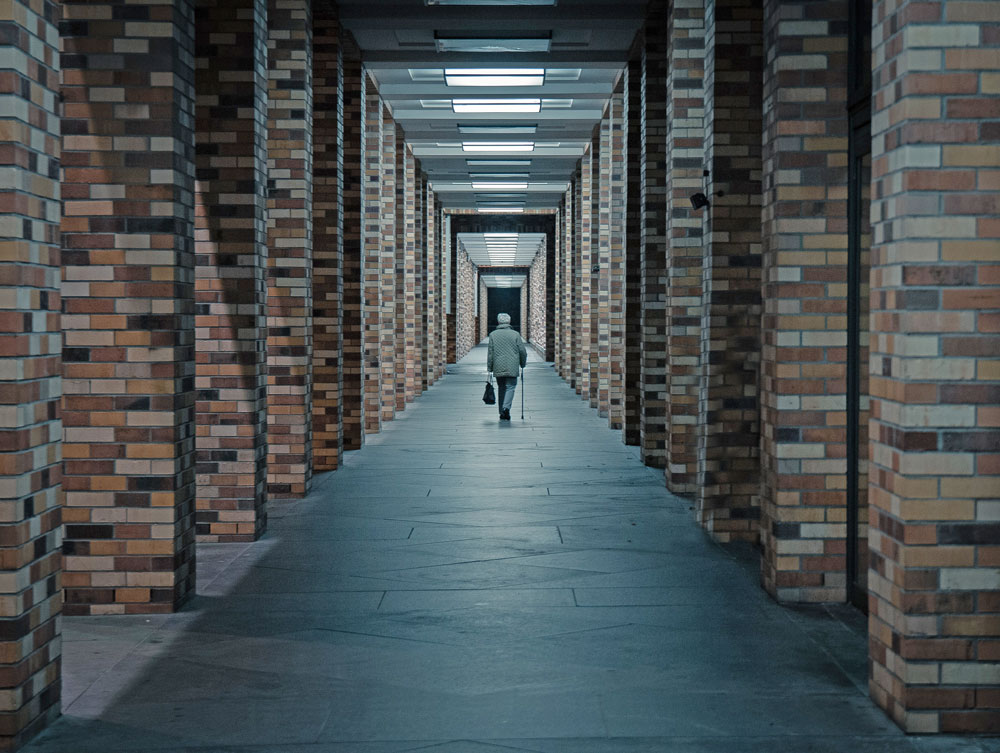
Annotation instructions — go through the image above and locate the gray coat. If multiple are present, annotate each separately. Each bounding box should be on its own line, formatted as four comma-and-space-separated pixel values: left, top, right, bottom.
487, 324, 527, 377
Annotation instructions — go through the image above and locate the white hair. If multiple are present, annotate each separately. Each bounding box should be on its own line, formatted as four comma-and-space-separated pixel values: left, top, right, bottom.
497, 313, 511, 324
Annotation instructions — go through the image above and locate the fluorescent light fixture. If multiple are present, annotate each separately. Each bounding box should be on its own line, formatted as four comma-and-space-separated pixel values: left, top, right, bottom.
469, 173, 530, 179
479, 208, 525, 213
472, 182, 529, 190
462, 142, 535, 152
458, 123, 537, 135
467, 159, 532, 167
484, 233, 518, 239
445, 68, 545, 87
435, 33, 552, 53
453, 98, 541, 114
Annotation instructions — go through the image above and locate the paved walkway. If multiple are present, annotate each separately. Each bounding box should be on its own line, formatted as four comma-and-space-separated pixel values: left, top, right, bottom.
26, 345, 996, 752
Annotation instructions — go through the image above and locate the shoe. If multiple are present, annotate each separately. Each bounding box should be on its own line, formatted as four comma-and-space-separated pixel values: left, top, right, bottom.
500, 409, 510, 421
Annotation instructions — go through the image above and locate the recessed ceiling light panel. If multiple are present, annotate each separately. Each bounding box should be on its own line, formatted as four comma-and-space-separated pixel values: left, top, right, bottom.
472, 182, 529, 190
478, 208, 525, 213
462, 142, 535, 152
467, 159, 532, 167
458, 123, 537, 135
453, 98, 541, 114
469, 172, 530, 179
445, 68, 545, 87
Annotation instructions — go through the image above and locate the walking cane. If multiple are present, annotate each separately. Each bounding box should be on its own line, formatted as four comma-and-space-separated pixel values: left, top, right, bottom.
520, 366, 525, 420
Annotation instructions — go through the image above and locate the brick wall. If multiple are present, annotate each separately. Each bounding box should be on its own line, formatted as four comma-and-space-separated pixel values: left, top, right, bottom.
311, 2, 344, 471
1, 0, 62, 743
193, 0, 269, 543
868, 0, 1000, 734
759, 0, 850, 602
266, 0, 313, 498
696, 0, 763, 542
61, 0, 197, 610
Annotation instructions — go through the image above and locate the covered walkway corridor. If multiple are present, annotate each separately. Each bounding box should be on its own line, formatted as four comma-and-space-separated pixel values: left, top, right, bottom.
23, 344, 941, 752
2, 0, 999, 747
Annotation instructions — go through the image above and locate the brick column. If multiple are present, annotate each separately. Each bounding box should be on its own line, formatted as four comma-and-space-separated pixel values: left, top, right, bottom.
868, 0, 1000, 734
416, 171, 428, 390
561, 187, 574, 381
554, 206, 562, 368
311, 2, 344, 471
608, 82, 627, 432
695, 0, 764, 541
61, 1, 197, 610
457, 245, 478, 360
640, 5, 669, 467
624, 53, 643, 446
379, 106, 396, 426
425, 185, 437, 388
590, 128, 602, 410
564, 187, 575, 382
0, 0, 62, 742
597, 114, 612, 417
341, 40, 363, 450
361, 75, 382, 435
403, 148, 418, 402
529, 247, 546, 348
759, 0, 850, 601
479, 275, 488, 343
576, 159, 593, 398
266, 0, 313, 497
437, 208, 447, 378
194, 0, 269, 543
664, 0, 706, 495
394, 125, 408, 411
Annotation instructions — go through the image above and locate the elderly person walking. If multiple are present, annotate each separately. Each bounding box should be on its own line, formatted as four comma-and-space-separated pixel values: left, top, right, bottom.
487, 313, 527, 421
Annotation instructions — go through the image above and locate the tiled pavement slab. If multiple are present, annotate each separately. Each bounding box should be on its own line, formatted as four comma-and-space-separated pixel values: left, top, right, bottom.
24, 345, 996, 753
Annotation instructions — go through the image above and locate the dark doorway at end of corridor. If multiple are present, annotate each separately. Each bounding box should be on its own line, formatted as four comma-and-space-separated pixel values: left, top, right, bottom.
487, 287, 521, 334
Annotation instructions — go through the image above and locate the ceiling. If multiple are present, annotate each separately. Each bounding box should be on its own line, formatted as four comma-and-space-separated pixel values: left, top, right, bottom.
458, 231, 545, 267
338, 0, 645, 212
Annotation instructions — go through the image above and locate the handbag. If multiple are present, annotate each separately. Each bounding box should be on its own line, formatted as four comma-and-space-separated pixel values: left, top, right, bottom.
483, 373, 496, 405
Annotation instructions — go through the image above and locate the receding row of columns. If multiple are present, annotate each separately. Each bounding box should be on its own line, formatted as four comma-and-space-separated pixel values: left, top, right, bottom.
3, 1, 457, 744
551, 0, 1000, 735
